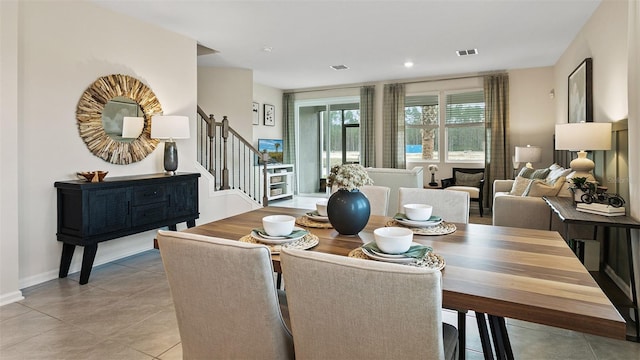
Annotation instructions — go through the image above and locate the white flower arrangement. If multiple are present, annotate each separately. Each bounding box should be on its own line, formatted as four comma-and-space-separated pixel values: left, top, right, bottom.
327, 164, 373, 191
428, 164, 439, 174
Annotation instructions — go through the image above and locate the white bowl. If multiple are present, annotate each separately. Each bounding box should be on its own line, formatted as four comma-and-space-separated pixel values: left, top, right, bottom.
403, 204, 433, 221
316, 199, 328, 216
262, 215, 295, 236
373, 227, 413, 254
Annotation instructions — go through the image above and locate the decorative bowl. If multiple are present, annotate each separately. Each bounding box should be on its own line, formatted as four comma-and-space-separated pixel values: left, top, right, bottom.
373, 227, 413, 254
403, 204, 433, 221
77, 171, 108, 183
262, 215, 296, 236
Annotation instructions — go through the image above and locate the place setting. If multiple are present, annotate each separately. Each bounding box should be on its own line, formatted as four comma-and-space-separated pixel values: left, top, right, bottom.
386, 204, 457, 236
240, 215, 319, 253
295, 199, 333, 229
349, 227, 445, 270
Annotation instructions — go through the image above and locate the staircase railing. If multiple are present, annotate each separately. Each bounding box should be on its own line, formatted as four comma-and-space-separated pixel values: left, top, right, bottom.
197, 106, 269, 206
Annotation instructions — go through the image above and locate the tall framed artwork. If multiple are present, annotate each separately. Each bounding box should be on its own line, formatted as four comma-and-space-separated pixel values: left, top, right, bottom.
264, 104, 275, 126
252, 102, 259, 125
568, 58, 593, 123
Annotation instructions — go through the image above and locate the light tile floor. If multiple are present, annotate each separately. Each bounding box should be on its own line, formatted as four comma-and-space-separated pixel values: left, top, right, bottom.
1, 197, 638, 359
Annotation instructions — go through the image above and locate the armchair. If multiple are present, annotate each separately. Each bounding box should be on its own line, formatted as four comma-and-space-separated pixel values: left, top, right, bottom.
441, 168, 485, 217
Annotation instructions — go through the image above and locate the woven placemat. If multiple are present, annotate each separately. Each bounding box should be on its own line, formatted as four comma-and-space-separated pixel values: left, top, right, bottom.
296, 216, 333, 229
240, 233, 319, 254
386, 220, 456, 236
348, 248, 446, 270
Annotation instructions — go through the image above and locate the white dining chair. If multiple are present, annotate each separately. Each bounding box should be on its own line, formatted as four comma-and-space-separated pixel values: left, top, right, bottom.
359, 185, 391, 216
156, 230, 294, 360
280, 248, 458, 360
398, 187, 470, 224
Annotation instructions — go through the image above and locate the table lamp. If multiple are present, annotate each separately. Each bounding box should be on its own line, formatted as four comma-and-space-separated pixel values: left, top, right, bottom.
121, 117, 144, 139
555, 122, 611, 179
514, 145, 542, 169
151, 115, 190, 175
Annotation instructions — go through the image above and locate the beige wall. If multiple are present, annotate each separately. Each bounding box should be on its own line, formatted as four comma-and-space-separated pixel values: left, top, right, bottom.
0, 1, 198, 301
0, 1, 22, 305
198, 67, 253, 142
553, 0, 637, 299
509, 67, 556, 168
252, 83, 284, 145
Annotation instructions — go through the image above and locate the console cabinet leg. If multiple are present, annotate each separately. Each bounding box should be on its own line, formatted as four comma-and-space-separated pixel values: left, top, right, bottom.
79, 244, 98, 285
59, 243, 76, 278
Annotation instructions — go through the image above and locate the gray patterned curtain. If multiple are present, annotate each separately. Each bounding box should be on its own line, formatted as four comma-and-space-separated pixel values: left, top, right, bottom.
282, 93, 296, 167
484, 74, 511, 208
360, 86, 375, 167
383, 83, 406, 168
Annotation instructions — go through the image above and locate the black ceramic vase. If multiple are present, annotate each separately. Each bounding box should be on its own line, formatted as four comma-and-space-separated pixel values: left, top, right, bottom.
327, 189, 371, 235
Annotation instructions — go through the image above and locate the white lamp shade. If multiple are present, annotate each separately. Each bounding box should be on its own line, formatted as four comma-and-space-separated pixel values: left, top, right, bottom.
121, 117, 145, 138
151, 115, 190, 140
514, 145, 542, 163
555, 122, 611, 151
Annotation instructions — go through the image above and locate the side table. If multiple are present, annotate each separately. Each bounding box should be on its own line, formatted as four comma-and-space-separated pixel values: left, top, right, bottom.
543, 196, 640, 342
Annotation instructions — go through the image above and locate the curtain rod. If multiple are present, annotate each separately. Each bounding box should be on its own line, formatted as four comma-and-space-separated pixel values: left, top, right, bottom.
284, 71, 506, 95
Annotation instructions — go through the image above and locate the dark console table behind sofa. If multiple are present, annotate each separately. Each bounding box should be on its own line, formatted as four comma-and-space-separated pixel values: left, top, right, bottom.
55, 172, 200, 284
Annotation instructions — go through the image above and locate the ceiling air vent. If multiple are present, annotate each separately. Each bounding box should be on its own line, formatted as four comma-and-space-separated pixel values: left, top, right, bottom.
456, 48, 478, 56
330, 65, 349, 70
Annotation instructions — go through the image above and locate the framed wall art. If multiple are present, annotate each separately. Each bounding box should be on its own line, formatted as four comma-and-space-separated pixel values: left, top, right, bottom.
252, 102, 259, 125
567, 58, 593, 123
264, 104, 275, 126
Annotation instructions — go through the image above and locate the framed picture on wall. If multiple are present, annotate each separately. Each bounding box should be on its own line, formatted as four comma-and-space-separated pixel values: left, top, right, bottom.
567, 58, 593, 123
252, 102, 259, 125
264, 104, 275, 126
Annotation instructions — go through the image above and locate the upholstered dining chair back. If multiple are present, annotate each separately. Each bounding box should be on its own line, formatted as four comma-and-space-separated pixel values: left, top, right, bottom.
280, 248, 458, 360
398, 187, 470, 224
360, 185, 391, 216
156, 230, 294, 360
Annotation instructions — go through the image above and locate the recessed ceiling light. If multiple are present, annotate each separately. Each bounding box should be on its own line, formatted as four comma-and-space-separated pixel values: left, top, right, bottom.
404, 61, 414, 68
456, 48, 479, 56
330, 65, 349, 70
262, 46, 273, 53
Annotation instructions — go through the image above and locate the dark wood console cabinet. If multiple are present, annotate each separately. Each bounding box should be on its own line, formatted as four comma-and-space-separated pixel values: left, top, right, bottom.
55, 172, 200, 284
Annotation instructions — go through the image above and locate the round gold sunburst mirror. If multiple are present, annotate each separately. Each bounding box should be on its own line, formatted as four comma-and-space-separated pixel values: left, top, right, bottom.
76, 74, 162, 164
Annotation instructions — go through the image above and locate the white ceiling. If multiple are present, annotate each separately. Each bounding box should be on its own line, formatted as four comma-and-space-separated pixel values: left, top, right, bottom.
93, 0, 601, 90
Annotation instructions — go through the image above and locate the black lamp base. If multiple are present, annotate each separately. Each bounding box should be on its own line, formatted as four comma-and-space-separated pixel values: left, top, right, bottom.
164, 141, 179, 175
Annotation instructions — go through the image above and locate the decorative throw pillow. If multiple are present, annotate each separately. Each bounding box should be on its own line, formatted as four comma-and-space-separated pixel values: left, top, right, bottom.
518, 167, 550, 179
509, 176, 533, 196
545, 167, 572, 184
455, 171, 483, 187
526, 176, 566, 197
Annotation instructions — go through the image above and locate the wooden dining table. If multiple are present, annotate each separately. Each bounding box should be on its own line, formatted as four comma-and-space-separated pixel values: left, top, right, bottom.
183, 206, 626, 349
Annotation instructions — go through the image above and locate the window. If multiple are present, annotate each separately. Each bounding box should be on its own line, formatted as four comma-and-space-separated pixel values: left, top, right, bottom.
405, 89, 484, 162
405, 94, 439, 161
445, 90, 484, 161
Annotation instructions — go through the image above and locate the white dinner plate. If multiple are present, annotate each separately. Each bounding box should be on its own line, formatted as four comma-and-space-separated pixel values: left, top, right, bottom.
305, 211, 330, 222
251, 227, 307, 244
368, 242, 423, 258
360, 247, 415, 264
394, 216, 443, 228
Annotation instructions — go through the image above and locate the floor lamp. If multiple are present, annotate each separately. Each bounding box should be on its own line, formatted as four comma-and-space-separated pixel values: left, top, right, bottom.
555, 122, 611, 181
151, 115, 190, 175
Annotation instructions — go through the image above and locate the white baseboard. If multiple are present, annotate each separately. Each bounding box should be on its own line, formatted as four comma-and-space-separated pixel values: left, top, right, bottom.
0, 290, 24, 306
604, 264, 632, 298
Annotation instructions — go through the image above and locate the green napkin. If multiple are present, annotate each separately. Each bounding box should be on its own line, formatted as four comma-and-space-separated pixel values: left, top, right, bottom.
393, 213, 442, 222
254, 228, 308, 239
362, 242, 432, 259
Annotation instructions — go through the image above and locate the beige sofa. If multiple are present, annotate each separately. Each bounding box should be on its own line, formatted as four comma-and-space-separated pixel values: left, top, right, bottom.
492, 164, 573, 230
365, 167, 424, 216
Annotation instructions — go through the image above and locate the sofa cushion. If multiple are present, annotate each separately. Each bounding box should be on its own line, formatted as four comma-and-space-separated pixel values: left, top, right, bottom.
455, 171, 483, 187
518, 167, 550, 179
545, 167, 572, 184
509, 176, 533, 196
526, 176, 566, 197
447, 186, 480, 199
